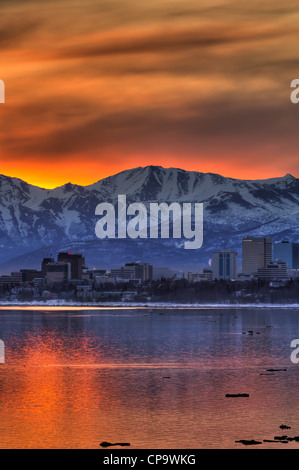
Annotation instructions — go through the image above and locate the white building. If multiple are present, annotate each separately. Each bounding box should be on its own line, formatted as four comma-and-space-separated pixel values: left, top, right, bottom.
212, 250, 238, 280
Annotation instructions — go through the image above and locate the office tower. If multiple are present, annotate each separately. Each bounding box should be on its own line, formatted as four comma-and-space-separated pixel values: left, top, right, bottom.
242, 237, 272, 274
142, 263, 153, 282
41, 257, 54, 278
212, 250, 238, 280
293, 244, 299, 269
123, 262, 153, 281
111, 263, 153, 281
257, 260, 287, 280
57, 252, 85, 280
45, 262, 70, 287
273, 241, 299, 269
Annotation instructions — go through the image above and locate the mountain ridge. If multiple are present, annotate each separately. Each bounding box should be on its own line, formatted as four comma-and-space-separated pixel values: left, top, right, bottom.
0, 166, 297, 190
0, 166, 298, 272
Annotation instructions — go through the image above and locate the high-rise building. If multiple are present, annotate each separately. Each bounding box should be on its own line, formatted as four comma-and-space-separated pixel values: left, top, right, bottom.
123, 263, 153, 281
57, 252, 85, 280
242, 237, 272, 274
257, 260, 287, 280
273, 241, 299, 269
41, 257, 54, 278
110, 263, 153, 282
142, 263, 153, 282
110, 268, 122, 279
45, 262, 70, 287
293, 244, 299, 270
212, 250, 238, 280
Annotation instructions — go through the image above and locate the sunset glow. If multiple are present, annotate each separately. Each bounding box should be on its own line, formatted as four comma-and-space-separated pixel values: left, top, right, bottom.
1, 0, 299, 188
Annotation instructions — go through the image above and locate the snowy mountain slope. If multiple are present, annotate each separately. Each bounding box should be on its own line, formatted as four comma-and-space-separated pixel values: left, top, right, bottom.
0, 166, 299, 269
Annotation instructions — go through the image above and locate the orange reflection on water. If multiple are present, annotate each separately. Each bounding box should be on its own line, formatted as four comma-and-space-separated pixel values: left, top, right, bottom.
0, 308, 298, 449
0, 334, 117, 448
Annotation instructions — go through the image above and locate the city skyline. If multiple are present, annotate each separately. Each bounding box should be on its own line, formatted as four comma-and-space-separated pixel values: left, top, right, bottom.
2, 237, 299, 283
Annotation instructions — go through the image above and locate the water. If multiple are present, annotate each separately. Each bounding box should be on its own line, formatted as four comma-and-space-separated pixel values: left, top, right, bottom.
0, 306, 298, 448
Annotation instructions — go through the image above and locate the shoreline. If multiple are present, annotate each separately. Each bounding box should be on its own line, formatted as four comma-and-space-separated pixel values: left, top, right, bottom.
0, 300, 298, 309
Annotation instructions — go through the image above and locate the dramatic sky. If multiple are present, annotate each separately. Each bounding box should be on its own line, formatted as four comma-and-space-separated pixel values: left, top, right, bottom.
1, 0, 299, 187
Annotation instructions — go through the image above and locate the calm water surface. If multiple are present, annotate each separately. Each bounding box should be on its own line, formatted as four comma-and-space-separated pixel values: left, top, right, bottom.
0, 306, 298, 448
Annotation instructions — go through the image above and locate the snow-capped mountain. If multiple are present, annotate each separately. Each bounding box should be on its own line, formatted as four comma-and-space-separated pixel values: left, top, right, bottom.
0, 166, 299, 271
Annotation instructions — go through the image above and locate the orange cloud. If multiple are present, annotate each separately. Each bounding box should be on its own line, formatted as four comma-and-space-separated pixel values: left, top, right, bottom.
1, 0, 299, 187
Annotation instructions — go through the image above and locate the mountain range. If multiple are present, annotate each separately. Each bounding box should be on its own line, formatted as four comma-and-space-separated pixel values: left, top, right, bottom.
0, 165, 299, 273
